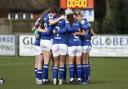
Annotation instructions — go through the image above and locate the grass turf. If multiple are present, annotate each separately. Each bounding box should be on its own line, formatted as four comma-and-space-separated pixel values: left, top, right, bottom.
0, 57, 128, 89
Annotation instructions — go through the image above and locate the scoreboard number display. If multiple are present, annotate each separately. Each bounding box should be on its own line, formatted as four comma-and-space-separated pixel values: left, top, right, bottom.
67, 0, 88, 8
60, 0, 94, 9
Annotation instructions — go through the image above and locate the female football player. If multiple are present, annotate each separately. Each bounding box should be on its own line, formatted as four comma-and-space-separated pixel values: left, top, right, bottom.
74, 10, 96, 84
50, 8, 67, 85
32, 17, 44, 85
65, 11, 82, 83
38, 6, 65, 84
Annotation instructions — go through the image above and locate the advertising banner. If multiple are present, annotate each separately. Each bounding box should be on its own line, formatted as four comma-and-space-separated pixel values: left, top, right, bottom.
19, 35, 128, 57
0, 35, 15, 56
90, 35, 128, 57
19, 35, 36, 56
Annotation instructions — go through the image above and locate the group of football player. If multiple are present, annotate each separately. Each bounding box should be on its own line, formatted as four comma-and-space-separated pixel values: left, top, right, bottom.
32, 5, 95, 85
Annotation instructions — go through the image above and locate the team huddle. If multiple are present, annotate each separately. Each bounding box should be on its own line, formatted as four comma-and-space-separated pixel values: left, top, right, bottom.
32, 6, 95, 85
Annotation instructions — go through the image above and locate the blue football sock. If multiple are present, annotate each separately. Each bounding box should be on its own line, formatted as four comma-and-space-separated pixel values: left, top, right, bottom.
43, 64, 49, 80
86, 64, 90, 81
37, 69, 43, 80
63, 65, 67, 80
69, 64, 74, 80
76, 64, 82, 81
59, 66, 64, 79
53, 66, 58, 79
74, 65, 77, 79
83, 64, 88, 82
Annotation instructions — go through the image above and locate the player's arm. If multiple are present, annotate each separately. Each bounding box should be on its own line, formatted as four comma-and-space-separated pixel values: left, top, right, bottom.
38, 28, 46, 32
49, 15, 65, 25
38, 25, 47, 32
41, 26, 52, 36
56, 28, 67, 34
90, 28, 96, 36
53, 28, 67, 34
73, 29, 85, 36
32, 17, 42, 31
81, 20, 91, 30
66, 24, 79, 32
32, 26, 36, 32
32, 25, 38, 37
32, 24, 39, 31
81, 24, 91, 30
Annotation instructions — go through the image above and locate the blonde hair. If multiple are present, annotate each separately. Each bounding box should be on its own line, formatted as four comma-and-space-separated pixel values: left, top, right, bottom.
74, 9, 83, 17
65, 8, 73, 15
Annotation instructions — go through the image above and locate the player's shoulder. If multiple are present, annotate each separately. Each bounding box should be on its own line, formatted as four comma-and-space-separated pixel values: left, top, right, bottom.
60, 17, 66, 24
81, 18, 88, 24
74, 20, 81, 26
81, 19, 91, 26
43, 13, 52, 19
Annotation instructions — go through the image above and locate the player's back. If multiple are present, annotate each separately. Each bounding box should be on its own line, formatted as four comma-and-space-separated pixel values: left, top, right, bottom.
44, 13, 52, 29
40, 13, 53, 40
52, 16, 67, 44
81, 19, 92, 40
80, 19, 92, 46
66, 20, 82, 46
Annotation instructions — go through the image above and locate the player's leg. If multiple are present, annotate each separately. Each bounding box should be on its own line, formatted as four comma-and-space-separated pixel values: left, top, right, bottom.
40, 40, 52, 83
82, 46, 91, 84
82, 46, 90, 64
86, 46, 92, 82
53, 56, 59, 85
34, 46, 44, 85
52, 44, 59, 85
68, 46, 76, 83
36, 54, 44, 85
75, 46, 82, 83
58, 44, 67, 85
42, 51, 51, 83
59, 55, 65, 85
81, 52, 88, 84
63, 56, 67, 82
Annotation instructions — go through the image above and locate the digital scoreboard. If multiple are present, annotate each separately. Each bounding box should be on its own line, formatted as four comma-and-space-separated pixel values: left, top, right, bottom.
60, 0, 94, 22
60, 0, 94, 9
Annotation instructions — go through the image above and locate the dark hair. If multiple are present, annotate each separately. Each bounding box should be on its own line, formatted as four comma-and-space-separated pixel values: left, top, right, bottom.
67, 14, 75, 25
49, 6, 58, 13
58, 8, 65, 15
40, 17, 45, 29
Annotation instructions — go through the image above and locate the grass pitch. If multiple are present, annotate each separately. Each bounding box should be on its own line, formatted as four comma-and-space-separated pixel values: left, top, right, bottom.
0, 57, 128, 89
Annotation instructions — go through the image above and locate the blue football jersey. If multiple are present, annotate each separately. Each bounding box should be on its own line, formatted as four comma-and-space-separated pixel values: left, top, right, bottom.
52, 16, 68, 44
80, 19, 92, 46
66, 20, 82, 46
40, 13, 53, 40
81, 19, 91, 30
